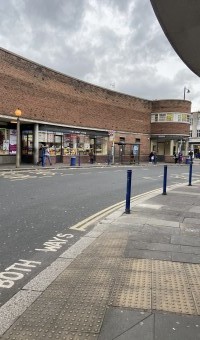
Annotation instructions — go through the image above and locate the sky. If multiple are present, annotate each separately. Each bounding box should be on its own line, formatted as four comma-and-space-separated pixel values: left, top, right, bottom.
0, 0, 199, 111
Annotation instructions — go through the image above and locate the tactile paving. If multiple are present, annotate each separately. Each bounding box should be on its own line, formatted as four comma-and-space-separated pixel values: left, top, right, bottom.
88, 238, 127, 248
68, 256, 120, 270
119, 258, 152, 272
191, 284, 200, 314
152, 271, 190, 290
152, 260, 184, 274
116, 269, 151, 288
55, 304, 106, 333
83, 246, 124, 257
109, 286, 151, 309
152, 288, 197, 315
184, 263, 200, 280
99, 231, 129, 239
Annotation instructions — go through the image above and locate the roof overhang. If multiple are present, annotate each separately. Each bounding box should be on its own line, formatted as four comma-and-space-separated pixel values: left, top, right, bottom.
150, 0, 200, 77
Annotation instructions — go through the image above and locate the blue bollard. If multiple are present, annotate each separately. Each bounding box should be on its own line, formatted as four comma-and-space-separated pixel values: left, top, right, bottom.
162, 165, 167, 195
188, 162, 193, 186
125, 170, 132, 214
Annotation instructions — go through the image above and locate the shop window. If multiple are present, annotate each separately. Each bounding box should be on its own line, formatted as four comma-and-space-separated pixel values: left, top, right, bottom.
0, 128, 17, 155
190, 130, 192, 137
197, 130, 200, 137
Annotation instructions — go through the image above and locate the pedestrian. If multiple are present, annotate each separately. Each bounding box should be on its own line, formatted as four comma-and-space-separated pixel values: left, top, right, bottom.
173, 152, 178, 164
149, 151, 154, 163
130, 151, 135, 164
153, 151, 157, 165
188, 150, 193, 163
43, 144, 52, 166
89, 149, 94, 164
37, 144, 44, 166
178, 152, 183, 164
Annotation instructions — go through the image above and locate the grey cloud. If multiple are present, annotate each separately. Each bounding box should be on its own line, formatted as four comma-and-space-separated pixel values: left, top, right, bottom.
0, 0, 199, 110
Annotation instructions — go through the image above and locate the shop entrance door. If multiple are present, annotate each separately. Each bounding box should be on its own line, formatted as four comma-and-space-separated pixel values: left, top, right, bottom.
55, 135, 62, 163
21, 130, 33, 163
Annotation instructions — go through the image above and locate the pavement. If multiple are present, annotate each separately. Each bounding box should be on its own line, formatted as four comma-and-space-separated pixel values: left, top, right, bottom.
1, 164, 200, 339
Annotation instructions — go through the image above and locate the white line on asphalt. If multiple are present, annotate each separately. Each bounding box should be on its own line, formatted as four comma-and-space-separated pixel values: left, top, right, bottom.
61, 174, 74, 176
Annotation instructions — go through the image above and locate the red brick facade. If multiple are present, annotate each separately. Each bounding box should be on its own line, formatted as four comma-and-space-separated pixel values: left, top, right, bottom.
0, 48, 191, 164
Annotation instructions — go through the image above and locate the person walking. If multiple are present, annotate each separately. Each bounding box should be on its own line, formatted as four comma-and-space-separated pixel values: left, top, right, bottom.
37, 144, 44, 166
178, 152, 183, 164
173, 152, 178, 164
149, 151, 154, 163
89, 149, 94, 164
43, 145, 52, 166
153, 151, 157, 165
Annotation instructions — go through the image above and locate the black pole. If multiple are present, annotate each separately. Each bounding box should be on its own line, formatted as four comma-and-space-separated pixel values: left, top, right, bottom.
162, 165, 167, 195
78, 152, 81, 166
188, 162, 192, 186
125, 170, 132, 214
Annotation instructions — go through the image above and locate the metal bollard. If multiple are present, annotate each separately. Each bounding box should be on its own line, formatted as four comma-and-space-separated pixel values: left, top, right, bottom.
162, 165, 167, 195
188, 162, 193, 186
125, 170, 132, 214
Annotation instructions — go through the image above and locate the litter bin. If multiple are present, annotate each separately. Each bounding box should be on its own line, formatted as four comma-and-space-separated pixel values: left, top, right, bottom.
70, 157, 76, 166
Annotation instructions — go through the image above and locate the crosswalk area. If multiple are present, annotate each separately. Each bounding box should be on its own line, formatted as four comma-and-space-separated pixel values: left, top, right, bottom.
0, 168, 200, 182
0, 170, 56, 181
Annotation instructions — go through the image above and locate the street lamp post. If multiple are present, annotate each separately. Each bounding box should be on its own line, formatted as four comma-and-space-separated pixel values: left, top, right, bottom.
15, 108, 22, 168
184, 86, 190, 100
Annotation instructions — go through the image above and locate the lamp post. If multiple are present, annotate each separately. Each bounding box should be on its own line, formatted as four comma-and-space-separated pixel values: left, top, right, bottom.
15, 108, 22, 168
184, 87, 190, 100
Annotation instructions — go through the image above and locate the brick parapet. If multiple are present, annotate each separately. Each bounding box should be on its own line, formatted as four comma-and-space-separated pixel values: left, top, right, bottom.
0, 48, 151, 134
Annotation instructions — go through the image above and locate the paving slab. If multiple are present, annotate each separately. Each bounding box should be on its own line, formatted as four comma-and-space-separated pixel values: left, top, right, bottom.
98, 308, 152, 340
171, 235, 200, 247
172, 252, 200, 264
155, 312, 200, 340
125, 248, 172, 261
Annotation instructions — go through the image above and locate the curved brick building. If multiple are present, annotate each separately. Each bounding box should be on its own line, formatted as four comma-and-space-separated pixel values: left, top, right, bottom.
0, 48, 191, 165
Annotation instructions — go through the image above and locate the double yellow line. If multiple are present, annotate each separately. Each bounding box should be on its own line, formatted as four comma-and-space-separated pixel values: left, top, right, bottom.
70, 181, 200, 232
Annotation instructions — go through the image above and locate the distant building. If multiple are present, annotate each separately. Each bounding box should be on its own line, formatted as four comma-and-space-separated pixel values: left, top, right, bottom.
189, 112, 200, 157
0, 48, 191, 165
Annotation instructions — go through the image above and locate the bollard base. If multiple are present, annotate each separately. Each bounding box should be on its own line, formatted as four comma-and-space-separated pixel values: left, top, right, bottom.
162, 192, 167, 195
125, 209, 131, 214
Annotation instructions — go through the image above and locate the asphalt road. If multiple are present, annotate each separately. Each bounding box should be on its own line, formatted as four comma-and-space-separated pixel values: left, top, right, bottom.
0, 164, 199, 306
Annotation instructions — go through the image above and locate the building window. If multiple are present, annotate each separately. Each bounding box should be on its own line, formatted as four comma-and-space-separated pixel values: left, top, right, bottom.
178, 114, 182, 122
159, 113, 166, 121
151, 114, 158, 122
190, 130, 192, 137
166, 113, 173, 121
197, 130, 200, 137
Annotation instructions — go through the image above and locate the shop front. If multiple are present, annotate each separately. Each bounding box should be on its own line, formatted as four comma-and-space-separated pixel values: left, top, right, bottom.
37, 125, 109, 165
150, 135, 189, 162
0, 120, 110, 166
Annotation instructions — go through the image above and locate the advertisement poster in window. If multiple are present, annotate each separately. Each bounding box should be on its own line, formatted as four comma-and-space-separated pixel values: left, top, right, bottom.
9, 130, 17, 154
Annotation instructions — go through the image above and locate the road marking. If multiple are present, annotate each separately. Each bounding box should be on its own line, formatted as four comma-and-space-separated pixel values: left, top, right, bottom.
35, 233, 74, 252
61, 173, 74, 176
0, 260, 41, 289
70, 180, 200, 231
